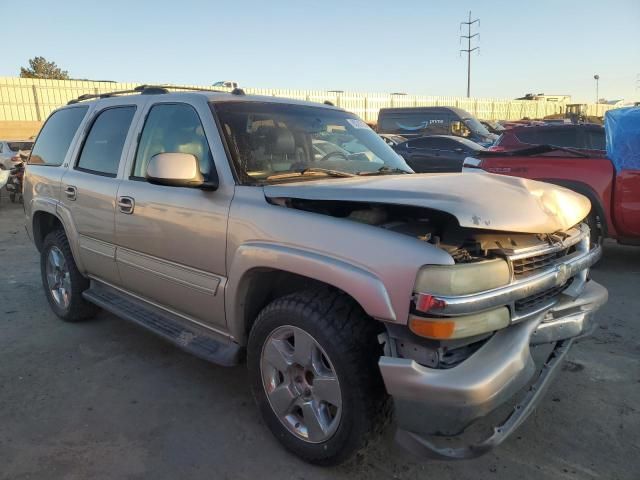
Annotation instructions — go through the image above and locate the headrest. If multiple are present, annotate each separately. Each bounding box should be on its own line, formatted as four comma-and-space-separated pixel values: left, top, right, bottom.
265, 128, 296, 155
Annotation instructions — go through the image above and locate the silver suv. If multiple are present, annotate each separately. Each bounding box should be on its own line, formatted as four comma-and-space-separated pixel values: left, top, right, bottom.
24, 86, 607, 465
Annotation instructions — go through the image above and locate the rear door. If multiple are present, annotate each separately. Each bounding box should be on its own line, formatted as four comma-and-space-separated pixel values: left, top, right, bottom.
59, 104, 139, 285
114, 101, 232, 330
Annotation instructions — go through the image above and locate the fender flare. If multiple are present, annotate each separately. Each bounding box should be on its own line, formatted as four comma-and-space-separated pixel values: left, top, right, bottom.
538, 178, 608, 237
225, 242, 397, 342
30, 197, 86, 273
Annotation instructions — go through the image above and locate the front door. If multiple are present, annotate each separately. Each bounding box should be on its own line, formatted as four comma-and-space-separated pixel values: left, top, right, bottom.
114, 102, 232, 330
60, 105, 137, 285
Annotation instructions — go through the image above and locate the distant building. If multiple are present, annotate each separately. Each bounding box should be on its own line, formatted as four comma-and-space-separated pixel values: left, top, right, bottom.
516, 93, 572, 102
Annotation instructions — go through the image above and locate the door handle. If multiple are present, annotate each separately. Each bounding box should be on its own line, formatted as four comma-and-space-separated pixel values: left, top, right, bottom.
64, 185, 77, 200
117, 196, 135, 214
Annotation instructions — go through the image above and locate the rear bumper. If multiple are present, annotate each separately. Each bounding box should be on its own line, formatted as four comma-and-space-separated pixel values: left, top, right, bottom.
379, 280, 608, 460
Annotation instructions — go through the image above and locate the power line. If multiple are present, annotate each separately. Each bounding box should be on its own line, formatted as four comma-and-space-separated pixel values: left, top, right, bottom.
460, 11, 480, 98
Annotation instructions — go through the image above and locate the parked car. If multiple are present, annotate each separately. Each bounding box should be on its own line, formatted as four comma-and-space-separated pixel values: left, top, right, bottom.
24, 86, 605, 465
393, 135, 486, 173
465, 111, 639, 245
379, 133, 406, 146
491, 123, 605, 153
0, 140, 33, 170
212, 80, 239, 89
377, 106, 498, 146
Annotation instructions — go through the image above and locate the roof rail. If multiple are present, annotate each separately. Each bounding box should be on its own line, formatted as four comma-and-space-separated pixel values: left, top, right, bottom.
66, 84, 239, 105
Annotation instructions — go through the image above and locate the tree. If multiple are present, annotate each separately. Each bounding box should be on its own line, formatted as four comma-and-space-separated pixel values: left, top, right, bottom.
20, 57, 69, 80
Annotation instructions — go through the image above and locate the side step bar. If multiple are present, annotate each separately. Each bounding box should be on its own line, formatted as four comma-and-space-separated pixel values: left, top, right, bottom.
83, 282, 243, 366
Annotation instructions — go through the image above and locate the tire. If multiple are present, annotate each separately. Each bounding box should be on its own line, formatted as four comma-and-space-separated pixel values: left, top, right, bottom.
9, 193, 16, 203
40, 229, 99, 322
247, 287, 391, 466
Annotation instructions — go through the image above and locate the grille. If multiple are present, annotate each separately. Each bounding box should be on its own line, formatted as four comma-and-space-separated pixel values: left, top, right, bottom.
515, 278, 573, 312
511, 247, 572, 278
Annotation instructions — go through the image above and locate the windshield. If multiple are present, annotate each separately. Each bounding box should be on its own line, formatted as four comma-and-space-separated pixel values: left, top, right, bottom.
213, 102, 412, 183
463, 117, 492, 137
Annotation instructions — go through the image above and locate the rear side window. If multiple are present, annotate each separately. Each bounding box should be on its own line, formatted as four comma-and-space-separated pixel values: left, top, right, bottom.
517, 127, 578, 148
407, 137, 436, 148
514, 129, 540, 145
132, 103, 212, 179
538, 128, 578, 148
585, 128, 605, 150
76, 107, 136, 176
409, 137, 455, 149
29, 107, 88, 166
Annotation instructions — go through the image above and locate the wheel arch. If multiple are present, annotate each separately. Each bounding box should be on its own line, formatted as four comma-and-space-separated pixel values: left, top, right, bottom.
32, 210, 65, 252
225, 243, 397, 344
31, 206, 85, 273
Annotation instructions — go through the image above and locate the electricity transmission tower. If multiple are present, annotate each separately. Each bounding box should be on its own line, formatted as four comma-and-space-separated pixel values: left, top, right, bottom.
460, 11, 480, 98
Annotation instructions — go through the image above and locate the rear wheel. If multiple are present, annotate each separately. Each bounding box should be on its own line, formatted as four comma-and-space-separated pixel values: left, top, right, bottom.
247, 288, 391, 465
40, 229, 98, 322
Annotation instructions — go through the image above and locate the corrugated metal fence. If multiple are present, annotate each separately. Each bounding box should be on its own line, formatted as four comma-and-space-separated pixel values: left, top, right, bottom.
0, 77, 615, 124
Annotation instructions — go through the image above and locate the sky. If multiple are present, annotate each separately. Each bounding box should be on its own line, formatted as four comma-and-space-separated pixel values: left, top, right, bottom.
1, 0, 639, 103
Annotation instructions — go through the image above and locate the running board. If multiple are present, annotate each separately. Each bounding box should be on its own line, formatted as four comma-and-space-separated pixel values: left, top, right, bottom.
83, 283, 243, 366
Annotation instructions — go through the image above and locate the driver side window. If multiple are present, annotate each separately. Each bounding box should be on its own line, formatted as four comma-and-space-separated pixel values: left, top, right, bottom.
451, 120, 471, 138
133, 103, 212, 179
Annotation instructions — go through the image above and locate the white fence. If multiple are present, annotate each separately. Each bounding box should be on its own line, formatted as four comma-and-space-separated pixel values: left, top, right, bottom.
0, 77, 615, 124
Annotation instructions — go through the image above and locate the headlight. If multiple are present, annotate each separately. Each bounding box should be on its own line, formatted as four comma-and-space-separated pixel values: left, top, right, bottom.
414, 259, 510, 297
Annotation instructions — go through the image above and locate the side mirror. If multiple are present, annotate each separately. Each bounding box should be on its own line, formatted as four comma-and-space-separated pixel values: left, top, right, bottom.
146, 153, 217, 189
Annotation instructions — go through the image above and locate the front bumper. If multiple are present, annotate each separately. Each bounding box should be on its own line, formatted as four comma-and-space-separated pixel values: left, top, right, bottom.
379, 280, 608, 460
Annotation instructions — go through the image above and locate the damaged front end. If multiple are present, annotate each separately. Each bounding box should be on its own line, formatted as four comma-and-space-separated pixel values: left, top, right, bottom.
265, 174, 607, 459
378, 222, 606, 459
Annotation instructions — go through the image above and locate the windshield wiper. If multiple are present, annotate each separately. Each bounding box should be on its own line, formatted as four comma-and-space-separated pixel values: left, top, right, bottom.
358, 166, 412, 176
266, 167, 355, 181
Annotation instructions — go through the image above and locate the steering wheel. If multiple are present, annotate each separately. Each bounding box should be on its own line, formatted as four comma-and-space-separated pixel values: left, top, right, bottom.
318, 151, 349, 162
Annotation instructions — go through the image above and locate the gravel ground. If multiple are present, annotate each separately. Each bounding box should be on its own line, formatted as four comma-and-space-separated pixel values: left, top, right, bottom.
0, 199, 638, 480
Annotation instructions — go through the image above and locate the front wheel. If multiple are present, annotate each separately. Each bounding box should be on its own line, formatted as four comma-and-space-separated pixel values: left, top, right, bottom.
247, 288, 391, 465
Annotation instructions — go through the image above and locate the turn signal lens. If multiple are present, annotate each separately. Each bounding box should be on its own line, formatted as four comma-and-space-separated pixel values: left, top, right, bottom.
409, 307, 510, 340
409, 317, 455, 339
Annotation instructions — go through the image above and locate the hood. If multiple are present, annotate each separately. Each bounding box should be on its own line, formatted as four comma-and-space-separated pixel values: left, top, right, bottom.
263, 173, 591, 234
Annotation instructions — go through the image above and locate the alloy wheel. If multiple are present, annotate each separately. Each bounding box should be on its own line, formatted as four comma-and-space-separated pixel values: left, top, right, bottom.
260, 325, 342, 443
45, 246, 71, 309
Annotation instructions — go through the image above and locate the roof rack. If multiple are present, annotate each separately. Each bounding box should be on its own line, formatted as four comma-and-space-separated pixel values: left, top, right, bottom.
67, 84, 243, 105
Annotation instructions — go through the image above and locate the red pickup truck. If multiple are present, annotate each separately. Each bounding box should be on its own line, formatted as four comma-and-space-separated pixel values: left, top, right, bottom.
464, 144, 640, 245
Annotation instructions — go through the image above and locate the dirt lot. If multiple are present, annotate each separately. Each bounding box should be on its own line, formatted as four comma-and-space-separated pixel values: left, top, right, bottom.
0, 198, 638, 480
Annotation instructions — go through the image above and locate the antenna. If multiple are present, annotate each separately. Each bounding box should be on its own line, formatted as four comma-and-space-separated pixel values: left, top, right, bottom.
460, 11, 480, 98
